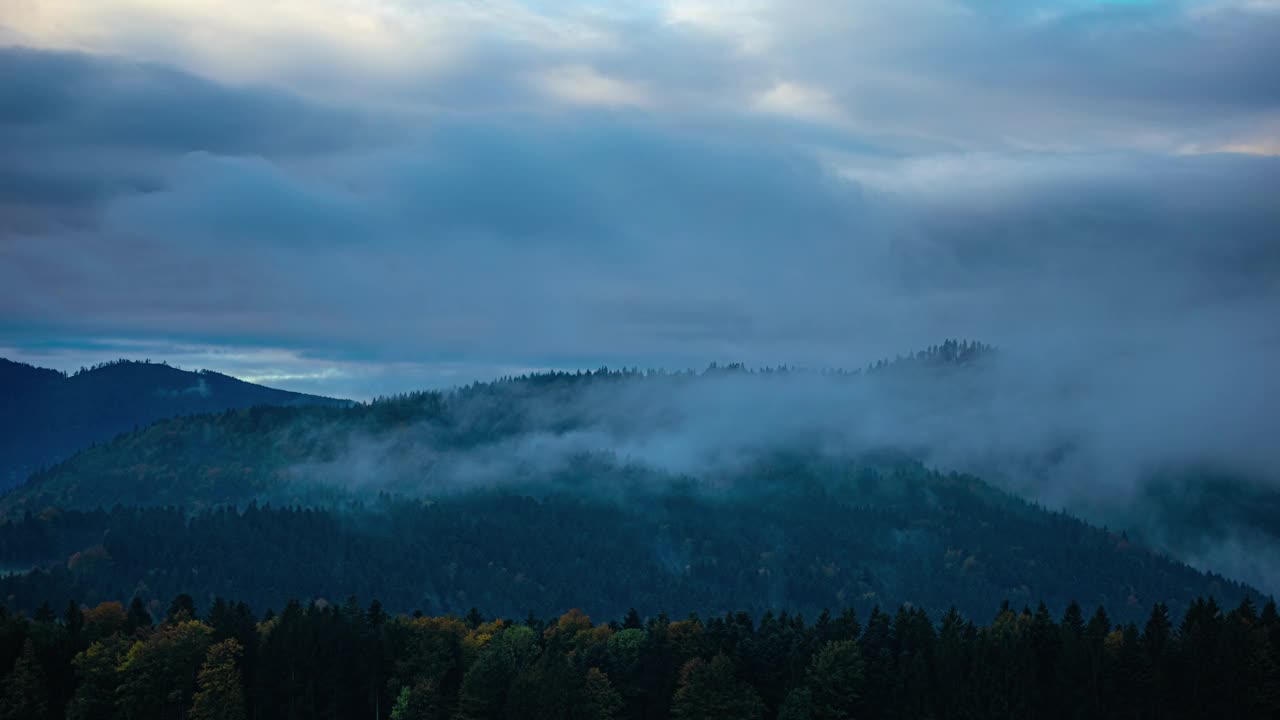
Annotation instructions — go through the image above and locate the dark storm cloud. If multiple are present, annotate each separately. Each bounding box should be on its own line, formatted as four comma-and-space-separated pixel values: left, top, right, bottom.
3, 109, 1277, 369
0, 46, 382, 232
0, 46, 375, 153
931, 2, 1280, 111
0, 116, 879, 360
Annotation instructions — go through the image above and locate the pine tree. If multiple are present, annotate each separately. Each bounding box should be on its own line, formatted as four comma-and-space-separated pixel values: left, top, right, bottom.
166, 593, 197, 624
0, 640, 48, 720
126, 597, 153, 634
64, 601, 85, 646
623, 608, 643, 630
580, 667, 622, 720
777, 687, 813, 720
806, 640, 865, 720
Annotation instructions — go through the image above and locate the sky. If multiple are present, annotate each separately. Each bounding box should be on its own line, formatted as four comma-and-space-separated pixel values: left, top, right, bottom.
1, 0, 1278, 399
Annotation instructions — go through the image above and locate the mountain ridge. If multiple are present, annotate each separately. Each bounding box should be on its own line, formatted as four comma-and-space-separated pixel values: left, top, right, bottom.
0, 345, 997, 513
2, 343, 1269, 623
0, 356, 351, 490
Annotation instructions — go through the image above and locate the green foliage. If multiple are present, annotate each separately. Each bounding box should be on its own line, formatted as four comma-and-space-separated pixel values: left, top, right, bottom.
0, 640, 48, 720
671, 655, 764, 720
456, 625, 540, 719
777, 687, 813, 720
391, 679, 441, 720
189, 639, 245, 720
67, 635, 130, 720
580, 667, 623, 720
1, 593, 1280, 720
806, 640, 864, 720
115, 620, 213, 720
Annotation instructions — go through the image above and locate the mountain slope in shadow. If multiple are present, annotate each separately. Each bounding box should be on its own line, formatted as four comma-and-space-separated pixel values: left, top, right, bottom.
0, 357, 351, 490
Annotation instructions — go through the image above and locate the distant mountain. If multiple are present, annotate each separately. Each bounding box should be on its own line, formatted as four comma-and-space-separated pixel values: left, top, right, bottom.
0, 354, 970, 512
1, 342, 998, 511
0, 346, 1267, 622
0, 357, 351, 490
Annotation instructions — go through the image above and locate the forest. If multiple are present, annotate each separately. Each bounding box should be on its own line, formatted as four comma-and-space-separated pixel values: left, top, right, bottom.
1, 344, 1274, 717
10, 342, 1275, 603
3, 591, 1278, 720
0, 462, 1254, 626
2, 343, 993, 513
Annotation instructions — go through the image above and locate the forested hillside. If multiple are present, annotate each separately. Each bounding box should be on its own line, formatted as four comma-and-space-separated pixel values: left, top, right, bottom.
2, 343, 992, 512
0, 358, 350, 490
0, 456, 1254, 625
0, 344, 1268, 628
2, 592, 1277, 720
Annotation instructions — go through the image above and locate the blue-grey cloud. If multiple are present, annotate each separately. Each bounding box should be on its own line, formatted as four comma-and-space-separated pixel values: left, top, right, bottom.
0, 3, 1276, 439
0, 46, 385, 233
3, 109, 1276, 368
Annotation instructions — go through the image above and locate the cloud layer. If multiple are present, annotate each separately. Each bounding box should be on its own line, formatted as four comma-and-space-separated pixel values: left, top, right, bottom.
1, 0, 1277, 392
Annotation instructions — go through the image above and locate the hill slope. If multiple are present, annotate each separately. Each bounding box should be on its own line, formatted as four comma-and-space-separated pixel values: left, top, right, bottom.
1, 350, 1270, 621
0, 357, 351, 490
0, 455, 1257, 624
2, 345, 994, 511
6, 353, 1279, 586
0, 356, 1263, 623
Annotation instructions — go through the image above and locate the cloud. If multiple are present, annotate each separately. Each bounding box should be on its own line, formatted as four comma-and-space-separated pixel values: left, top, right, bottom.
1181, 136, 1280, 157
261, 335, 1280, 589
0, 46, 382, 234
4, 110, 1276, 384
0, 0, 460, 88
0, 4, 1277, 440
531, 65, 650, 108
5, 1, 1279, 150
753, 81, 847, 125
664, 0, 776, 54
4, 42, 1278, 359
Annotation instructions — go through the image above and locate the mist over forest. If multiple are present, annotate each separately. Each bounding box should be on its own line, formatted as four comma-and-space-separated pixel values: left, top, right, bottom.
3, 2, 1279, 718
6, 339, 1277, 598
229, 339, 1280, 595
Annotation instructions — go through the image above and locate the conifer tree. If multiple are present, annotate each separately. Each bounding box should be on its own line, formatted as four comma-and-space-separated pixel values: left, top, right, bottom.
0, 640, 48, 720
671, 655, 764, 720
